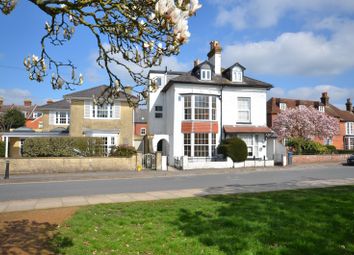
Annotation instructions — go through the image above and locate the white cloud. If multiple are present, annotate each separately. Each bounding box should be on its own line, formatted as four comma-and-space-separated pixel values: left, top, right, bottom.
222, 18, 354, 75
269, 85, 354, 109
214, 0, 354, 30
0, 88, 32, 105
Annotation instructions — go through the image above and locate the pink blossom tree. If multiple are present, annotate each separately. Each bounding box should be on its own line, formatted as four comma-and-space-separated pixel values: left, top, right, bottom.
272, 106, 339, 140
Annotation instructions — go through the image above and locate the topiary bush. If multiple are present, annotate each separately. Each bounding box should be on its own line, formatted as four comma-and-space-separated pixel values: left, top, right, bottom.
23, 137, 104, 157
217, 137, 248, 162
0, 141, 5, 157
110, 145, 137, 157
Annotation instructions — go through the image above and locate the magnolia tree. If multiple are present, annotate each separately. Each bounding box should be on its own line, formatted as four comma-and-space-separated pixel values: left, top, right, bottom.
0, 0, 201, 106
272, 106, 339, 140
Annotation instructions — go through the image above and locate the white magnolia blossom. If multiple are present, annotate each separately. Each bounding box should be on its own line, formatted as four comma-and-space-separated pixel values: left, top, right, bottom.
155, 0, 201, 43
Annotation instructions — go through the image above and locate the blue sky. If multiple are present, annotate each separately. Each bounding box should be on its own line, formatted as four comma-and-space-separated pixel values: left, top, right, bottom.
1, 0, 354, 109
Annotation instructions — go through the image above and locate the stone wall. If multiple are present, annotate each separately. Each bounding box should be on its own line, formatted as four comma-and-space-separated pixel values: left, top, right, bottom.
292, 154, 350, 165
0, 156, 137, 175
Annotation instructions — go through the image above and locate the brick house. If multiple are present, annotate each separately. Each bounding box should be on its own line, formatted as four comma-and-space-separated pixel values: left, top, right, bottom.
267, 92, 354, 150
134, 108, 147, 152
0, 97, 43, 130
2, 85, 134, 157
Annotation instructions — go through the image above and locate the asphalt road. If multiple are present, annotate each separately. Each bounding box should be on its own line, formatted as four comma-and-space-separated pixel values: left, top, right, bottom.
0, 165, 354, 202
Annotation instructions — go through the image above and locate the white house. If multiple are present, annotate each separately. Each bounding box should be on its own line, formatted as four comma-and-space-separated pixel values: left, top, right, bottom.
148, 41, 273, 168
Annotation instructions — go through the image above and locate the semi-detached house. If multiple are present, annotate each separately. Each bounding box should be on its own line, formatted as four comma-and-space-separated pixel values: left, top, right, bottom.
147, 41, 273, 167
2, 85, 134, 157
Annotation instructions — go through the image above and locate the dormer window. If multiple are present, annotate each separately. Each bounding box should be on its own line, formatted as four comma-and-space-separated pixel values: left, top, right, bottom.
201, 69, 211, 80
279, 103, 287, 111
232, 67, 243, 82
319, 106, 325, 113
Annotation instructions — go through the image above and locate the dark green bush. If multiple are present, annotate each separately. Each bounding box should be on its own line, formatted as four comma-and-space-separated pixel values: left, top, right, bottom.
336, 150, 354, 155
286, 137, 330, 155
217, 137, 248, 162
110, 145, 137, 157
325, 145, 337, 154
0, 141, 5, 157
23, 137, 104, 157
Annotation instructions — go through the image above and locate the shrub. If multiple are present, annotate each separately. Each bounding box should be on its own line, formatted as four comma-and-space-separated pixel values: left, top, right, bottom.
325, 145, 337, 154
0, 141, 5, 157
336, 150, 354, 155
286, 137, 329, 155
23, 137, 104, 157
110, 145, 137, 157
217, 137, 248, 162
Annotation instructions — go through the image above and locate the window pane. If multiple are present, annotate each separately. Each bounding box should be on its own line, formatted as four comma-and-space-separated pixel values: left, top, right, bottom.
195, 96, 209, 120
184, 96, 192, 120
194, 133, 209, 157
238, 97, 251, 122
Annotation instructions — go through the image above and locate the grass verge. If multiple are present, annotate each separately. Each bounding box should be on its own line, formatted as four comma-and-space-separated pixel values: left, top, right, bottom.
54, 186, 354, 254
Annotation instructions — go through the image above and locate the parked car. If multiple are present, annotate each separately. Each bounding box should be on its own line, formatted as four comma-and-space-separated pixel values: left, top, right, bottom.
347, 154, 354, 166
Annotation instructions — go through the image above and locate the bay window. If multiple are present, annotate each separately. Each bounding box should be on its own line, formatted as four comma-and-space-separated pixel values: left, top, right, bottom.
183, 133, 217, 158
183, 95, 217, 121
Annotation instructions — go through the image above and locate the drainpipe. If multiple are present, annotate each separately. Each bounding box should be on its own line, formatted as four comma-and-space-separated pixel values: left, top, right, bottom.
220, 85, 224, 141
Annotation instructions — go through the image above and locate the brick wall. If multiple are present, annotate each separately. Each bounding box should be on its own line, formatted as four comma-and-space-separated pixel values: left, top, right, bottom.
292, 154, 350, 164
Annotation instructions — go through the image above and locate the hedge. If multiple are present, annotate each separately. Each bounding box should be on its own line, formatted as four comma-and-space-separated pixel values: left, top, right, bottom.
110, 145, 137, 157
23, 137, 104, 157
0, 141, 5, 157
287, 138, 330, 155
217, 137, 248, 162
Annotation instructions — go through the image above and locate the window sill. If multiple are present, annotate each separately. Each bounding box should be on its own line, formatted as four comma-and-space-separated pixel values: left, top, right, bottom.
236, 122, 252, 124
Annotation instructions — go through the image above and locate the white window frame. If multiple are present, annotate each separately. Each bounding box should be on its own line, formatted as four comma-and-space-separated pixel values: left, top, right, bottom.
237, 97, 251, 123
140, 128, 146, 136
345, 137, 354, 150
183, 95, 217, 121
319, 106, 325, 113
55, 111, 70, 125
200, 69, 211, 81
90, 133, 118, 156
346, 122, 354, 135
92, 103, 113, 119
232, 67, 243, 82
279, 103, 287, 111
184, 133, 217, 158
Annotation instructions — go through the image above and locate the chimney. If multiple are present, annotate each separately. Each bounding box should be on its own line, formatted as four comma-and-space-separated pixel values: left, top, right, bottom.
320, 92, 329, 106
194, 59, 200, 67
46, 99, 54, 104
24, 99, 32, 107
345, 98, 352, 112
207, 41, 222, 75
0, 97, 3, 107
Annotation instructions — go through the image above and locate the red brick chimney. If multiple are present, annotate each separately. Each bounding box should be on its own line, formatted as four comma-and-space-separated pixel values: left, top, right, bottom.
24, 99, 32, 107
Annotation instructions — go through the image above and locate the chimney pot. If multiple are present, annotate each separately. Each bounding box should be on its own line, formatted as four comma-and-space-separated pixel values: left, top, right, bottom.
346, 98, 352, 112
194, 59, 200, 67
47, 99, 54, 104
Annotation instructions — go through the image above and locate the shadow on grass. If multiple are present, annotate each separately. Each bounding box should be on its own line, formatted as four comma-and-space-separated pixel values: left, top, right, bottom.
176, 186, 354, 255
0, 219, 73, 254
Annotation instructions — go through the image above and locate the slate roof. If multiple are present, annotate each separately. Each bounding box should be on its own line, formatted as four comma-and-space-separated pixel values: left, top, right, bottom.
37, 99, 70, 111
134, 108, 148, 123
64, 85, 135, 100
162, 72, 273, 92
267, 97, 354, 122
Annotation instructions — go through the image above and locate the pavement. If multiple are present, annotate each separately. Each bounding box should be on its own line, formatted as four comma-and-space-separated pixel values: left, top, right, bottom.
1, 162, 353, 213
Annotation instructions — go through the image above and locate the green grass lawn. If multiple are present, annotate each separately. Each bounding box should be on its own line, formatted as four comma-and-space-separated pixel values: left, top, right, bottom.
53, 186, 354, 255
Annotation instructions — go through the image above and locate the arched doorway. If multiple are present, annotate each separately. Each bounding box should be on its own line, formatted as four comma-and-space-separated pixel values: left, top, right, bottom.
156, 139, 169, 156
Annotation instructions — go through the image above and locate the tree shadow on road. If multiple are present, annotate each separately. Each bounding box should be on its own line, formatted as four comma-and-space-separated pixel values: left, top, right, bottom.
0, 219, 73, 255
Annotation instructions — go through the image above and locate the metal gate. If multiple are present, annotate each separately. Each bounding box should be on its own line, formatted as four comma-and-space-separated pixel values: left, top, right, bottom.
142, 153, 156, 170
